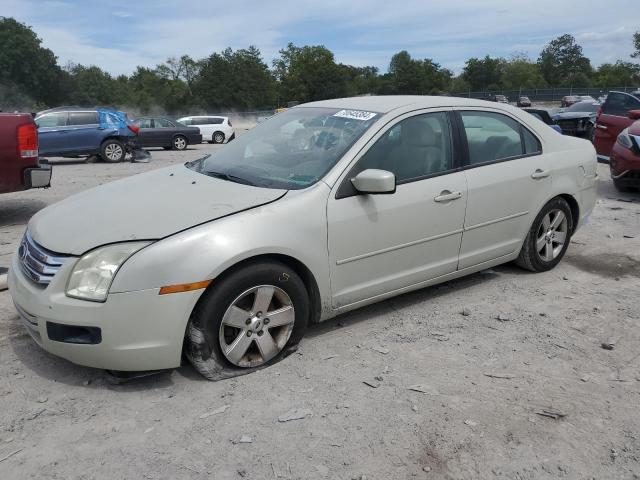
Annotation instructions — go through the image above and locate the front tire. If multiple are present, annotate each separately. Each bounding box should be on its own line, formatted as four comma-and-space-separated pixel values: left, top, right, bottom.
100, 139, 125, 163
172, 135, 187, 150
186, 261, 309, 381
515, 197, 573, 272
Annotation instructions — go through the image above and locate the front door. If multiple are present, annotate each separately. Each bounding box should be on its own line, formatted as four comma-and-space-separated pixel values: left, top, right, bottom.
327, 111, 467, 309
455, 109, 551, 269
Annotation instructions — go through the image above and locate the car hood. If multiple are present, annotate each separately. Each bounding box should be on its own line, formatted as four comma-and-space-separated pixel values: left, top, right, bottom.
552, 112, 595, 121
29, 165, 287, 255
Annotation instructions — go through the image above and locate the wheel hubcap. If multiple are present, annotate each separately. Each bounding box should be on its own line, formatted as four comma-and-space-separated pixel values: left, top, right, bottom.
536, 209, 568, 262
218, 285, 295, 368
175, 138, 186, 149
105, 144, 122, 160
215, 134, 224, 143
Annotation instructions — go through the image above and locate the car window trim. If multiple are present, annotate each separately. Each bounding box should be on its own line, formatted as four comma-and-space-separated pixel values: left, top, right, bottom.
335, 108, 461, 199
452, 110, 543, 170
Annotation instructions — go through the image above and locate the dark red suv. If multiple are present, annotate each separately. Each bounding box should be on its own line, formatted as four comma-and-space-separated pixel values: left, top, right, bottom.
609, 117, 640, 191
593, 91, 640, 163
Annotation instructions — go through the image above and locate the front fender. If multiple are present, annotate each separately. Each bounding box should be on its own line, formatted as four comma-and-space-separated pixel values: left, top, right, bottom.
110, 183, 332, 314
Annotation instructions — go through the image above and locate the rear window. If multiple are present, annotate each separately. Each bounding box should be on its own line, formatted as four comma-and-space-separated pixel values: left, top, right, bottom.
68, 111, 99, 125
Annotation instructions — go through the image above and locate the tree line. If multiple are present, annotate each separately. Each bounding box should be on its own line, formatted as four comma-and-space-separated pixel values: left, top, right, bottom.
1, 17, 639, 115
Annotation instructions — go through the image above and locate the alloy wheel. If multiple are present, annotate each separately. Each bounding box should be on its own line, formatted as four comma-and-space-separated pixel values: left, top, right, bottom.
214, 132, 224, 143
105, 143, 123, 161
174, 137, 186, 150
218, 285, 295, 368
536, 209, 568, 261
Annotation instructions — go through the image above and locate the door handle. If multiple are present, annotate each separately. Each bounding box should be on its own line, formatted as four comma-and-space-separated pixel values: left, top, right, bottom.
531, 169, 550, 179
595, 124, 607, 130
434, 190, 462, 202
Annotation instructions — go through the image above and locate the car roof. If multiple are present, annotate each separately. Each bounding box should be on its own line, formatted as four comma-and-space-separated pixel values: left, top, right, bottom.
299, 95, 515, 114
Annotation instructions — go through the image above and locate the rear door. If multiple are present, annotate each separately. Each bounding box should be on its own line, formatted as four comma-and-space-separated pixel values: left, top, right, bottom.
455, 109, 551, 269
154, 118, 176, 146
36, 112, 69, 155
64, 111, 100, 153
594, 92, 640, 160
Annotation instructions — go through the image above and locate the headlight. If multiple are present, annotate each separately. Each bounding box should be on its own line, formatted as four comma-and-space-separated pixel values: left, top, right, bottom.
617, 128, 634, 150
66, 242, 151, 302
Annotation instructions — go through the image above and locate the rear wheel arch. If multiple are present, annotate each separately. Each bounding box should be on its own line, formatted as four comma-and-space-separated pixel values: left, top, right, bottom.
557, 193, 579, 234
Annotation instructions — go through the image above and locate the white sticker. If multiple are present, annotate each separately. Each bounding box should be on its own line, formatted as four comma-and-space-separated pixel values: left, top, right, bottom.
333, 109, 377, 121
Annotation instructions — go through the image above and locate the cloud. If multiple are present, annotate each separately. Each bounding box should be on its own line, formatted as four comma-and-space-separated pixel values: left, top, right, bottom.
2, 0, 639, 75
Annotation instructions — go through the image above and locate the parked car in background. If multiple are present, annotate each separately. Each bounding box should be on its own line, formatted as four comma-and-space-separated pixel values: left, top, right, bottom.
176, 115, 235, 144
0, 113, 51, 194
609, 118, 640, 191
593, 90, 640, 162
517, 96, 532, 107
133, 117, 202, 150
578, 95, 595, 102
551, 101, 600, 138
560, 95, 580, 108
488, 94, 509, 103
523, 108, 563, 134
35, 107, 139, 162
9, 96, 597, 379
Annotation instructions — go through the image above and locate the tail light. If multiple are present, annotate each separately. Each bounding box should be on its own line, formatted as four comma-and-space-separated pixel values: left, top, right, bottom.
127, 124, 140, 134
17, 123, 38, 159
227, 119, 232, 127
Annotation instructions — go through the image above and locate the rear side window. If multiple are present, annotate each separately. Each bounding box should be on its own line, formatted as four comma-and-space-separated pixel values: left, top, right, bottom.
207, 117, 224, 124
68, 112, 98, 126
180, 118, 192, 125
523, 128, 542, 154
460, 111, 524, 164
136, 119, 153, 129
155, 118, 174, 128
603, 93, 640, 116
36, 112, 67, 127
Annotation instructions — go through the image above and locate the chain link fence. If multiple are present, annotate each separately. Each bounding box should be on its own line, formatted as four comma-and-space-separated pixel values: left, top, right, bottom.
451, 86, 640, 102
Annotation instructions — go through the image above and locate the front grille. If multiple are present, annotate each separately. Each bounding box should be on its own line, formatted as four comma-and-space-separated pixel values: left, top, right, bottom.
18, 232, 69, 286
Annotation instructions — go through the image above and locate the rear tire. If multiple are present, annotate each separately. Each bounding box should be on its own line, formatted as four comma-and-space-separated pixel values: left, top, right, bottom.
186, 261, 309, 381
100, 139, 125, 163
515, 197, 573, 272
213, 131, 225, 144
613, 178, 633, 192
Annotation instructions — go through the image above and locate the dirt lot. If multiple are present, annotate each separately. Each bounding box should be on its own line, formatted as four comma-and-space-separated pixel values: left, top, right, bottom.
1, 143, 639, 480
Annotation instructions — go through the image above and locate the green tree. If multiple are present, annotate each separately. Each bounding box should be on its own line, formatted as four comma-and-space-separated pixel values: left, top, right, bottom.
195, 46, 275, 110
537, 34, 592, 87
0, 17, 65, 107
65, 64, 119, 106
382, 51, 452, 94
631, 31, 640, 59
593, 61, 640, 87
501, 55, 546, 89
461, 56, 505, 90
273, 43, 350, 104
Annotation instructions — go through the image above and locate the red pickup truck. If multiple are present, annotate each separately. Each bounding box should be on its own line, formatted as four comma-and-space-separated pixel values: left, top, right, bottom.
0, 113, 51, 194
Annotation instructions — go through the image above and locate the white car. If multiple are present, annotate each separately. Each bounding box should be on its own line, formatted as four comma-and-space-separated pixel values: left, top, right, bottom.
176, 115, 234, 144
9, 96, 597, 380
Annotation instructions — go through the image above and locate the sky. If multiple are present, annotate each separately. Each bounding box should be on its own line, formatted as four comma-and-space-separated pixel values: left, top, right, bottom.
3, 0, 639, 75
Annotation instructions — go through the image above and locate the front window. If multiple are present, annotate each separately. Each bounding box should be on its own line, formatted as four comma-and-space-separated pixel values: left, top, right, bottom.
187, 107, 380, 189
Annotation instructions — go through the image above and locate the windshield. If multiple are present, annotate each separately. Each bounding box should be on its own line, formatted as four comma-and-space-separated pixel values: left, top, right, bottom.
565, 102, 599, 113
186, 107, 379, 189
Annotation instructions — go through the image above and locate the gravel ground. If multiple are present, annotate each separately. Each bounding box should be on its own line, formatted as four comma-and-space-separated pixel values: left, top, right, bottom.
1, 142, 639, 480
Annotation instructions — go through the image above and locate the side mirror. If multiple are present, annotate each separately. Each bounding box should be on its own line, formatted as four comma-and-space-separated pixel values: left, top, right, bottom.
628, 110, 640, 120
351, 169, 396, 194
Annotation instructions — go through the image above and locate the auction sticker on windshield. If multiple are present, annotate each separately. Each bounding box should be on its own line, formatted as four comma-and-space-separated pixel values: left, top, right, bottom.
333, 109, 377, 121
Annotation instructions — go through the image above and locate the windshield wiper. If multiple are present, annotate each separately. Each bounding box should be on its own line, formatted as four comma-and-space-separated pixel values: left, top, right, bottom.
204, 170, 256, 186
